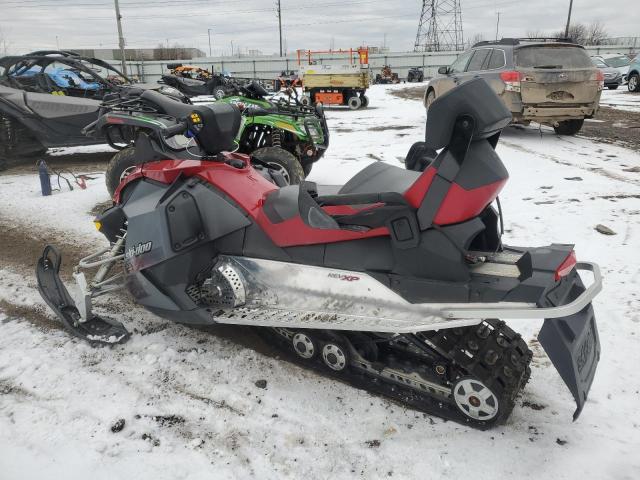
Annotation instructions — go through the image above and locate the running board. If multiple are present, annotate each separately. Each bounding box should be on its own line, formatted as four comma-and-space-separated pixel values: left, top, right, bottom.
205, 256, 602, 332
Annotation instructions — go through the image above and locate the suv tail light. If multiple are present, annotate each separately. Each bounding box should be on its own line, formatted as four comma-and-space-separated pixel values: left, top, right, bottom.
500, 71, 521, 92
592, 69, 605, 91
555, 250, 577, 281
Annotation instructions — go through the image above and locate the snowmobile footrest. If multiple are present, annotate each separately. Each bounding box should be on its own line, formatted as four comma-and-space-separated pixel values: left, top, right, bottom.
36, 245, 130, 345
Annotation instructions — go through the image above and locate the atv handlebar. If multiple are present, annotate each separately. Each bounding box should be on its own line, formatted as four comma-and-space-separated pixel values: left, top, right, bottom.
162, 120, 189, 138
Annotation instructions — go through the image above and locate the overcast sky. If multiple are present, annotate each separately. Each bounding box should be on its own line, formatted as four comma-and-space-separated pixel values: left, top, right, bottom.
0, 0, 638, 56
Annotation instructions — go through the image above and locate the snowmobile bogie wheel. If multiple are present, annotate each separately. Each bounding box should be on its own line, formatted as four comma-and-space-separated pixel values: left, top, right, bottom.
251, 146, 304, 185
321, 342, 349, 372
453, 377, 500, 422
292, 332, 318, 359
347, 96, 362, 110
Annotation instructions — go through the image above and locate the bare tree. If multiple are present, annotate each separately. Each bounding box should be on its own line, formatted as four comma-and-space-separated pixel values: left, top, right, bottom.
525, 30, 545, 39
466, 33, 485, 48
553, 21, 607, 45
585, 21, 608, 45
153, 43, 191, 60
0, 27, 11, 55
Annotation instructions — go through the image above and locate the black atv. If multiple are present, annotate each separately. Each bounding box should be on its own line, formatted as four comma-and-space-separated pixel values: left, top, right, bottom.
407, 67, 425, 83
0, 50, 170, 169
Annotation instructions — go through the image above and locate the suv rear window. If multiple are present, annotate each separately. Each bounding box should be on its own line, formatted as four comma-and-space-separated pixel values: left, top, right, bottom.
515, 46, 593, 69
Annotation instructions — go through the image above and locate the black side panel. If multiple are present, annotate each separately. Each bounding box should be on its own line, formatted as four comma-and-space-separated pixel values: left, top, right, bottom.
389, 275, 469, 303
285, 244, 326, 265
392, 229, 469, 282
243, 223, 292, 262
324, 236, 395, 272
166, 191, 204, 252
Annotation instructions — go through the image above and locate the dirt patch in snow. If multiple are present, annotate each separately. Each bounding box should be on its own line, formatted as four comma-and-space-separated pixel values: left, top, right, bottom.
0, 216, 86, 276
389, 86, 425, 101
581, 107, 640, 150
0, 300, 64, 333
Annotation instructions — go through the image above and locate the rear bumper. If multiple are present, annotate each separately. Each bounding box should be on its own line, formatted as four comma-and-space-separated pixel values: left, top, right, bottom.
518, 105, 598, 122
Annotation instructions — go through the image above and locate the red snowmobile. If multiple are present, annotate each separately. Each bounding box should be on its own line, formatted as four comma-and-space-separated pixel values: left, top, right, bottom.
36, 78, 601, 428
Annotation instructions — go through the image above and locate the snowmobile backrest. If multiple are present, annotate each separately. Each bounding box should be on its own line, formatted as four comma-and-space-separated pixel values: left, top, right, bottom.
191, 102, 241, 155
425, 77, 511, 151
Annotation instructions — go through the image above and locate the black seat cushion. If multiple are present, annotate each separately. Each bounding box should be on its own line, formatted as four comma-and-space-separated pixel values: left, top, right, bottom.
140, 89, 195, 118
339, 162, 421, 196
425, 77, 511, 150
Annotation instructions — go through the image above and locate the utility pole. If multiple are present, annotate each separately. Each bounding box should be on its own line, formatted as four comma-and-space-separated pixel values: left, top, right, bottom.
113, 0, 127, 76
276, 0, 283, 57
495, 12, 500, 40
564, 0, 573, 38
208, 28, 213, 57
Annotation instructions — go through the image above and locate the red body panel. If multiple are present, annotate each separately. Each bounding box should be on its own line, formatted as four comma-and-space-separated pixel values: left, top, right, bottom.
432, 179, 506, 226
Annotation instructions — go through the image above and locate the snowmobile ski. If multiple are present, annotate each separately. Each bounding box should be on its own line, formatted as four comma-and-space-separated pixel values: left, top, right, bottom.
36, 245, 129, 345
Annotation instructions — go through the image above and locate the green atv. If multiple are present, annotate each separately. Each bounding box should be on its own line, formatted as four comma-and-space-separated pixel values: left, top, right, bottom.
215, 82, 329, 179
88, 83, 329, 196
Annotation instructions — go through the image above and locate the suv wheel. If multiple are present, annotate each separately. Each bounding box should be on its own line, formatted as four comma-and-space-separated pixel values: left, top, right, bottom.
628, 73, 640, 92
425, 90, 436, 110
553, 119, 584, 136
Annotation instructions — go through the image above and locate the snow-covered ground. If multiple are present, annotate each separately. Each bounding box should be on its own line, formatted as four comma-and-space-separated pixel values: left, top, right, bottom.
1, 83, 639, 480
599, 87, 640, 112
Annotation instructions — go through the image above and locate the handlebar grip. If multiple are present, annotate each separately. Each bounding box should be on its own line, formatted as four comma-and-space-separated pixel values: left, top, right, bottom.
163, 120, 189, 138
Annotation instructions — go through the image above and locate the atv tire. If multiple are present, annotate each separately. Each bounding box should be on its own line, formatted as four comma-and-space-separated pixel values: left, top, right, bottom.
301, 95, 313, 106
105, 146, 139, 197
553, 119, 584, 136
251, 147, 305, 185
360, 95, 370, 108
214, 88, 227, 99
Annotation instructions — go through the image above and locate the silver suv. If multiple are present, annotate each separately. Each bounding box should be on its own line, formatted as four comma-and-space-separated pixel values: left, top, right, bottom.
424, 38, 603, 135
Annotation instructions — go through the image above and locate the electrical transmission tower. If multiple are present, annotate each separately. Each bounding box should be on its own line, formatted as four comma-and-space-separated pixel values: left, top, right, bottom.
414, 0, 464, 52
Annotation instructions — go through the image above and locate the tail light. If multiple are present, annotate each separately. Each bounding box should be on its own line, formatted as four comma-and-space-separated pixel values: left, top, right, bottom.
500, 71, 521, 92
591, 69, 605, 91
555, 250, 577, 281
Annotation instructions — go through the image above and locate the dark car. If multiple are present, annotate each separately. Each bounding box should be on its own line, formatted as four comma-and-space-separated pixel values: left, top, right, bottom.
424, 38, 603, 135
591, 57, 624, 89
